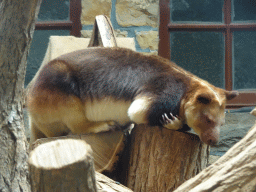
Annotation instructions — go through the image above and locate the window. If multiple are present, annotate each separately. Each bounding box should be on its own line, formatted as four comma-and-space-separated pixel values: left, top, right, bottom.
25, 0, 82, 85
35, 0, 81, 36
159, 0, 256, 107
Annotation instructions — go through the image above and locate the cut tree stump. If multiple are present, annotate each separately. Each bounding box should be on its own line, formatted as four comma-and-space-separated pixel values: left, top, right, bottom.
126, 124, 209, 192
30, 130, 126, 173
28, 139, 98, 192
29, 138, 133, 192
174, 123, 256, 192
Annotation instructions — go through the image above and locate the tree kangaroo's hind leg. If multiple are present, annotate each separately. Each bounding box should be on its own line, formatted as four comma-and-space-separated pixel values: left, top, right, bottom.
29, 120, 47, 144
60, 96, 118, 134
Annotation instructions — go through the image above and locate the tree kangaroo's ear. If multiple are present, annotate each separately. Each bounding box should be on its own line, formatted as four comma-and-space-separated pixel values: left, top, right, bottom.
225, 90, 239, 101
196, 93, 213, 104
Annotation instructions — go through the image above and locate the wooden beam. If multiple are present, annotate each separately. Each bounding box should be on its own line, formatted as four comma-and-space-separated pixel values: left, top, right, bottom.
70, 0, 82, 37
174, 123, 256, 192
35, 21, 72, 30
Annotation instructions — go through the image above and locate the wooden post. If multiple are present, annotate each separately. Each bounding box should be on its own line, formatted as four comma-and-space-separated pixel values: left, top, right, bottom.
126, 125, 209, 192
29, 139, 98, 192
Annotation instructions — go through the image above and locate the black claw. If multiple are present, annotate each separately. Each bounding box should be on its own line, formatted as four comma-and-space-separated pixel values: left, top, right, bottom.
160, 112, 180, 125
160, 113, 172, 125
170, 113, 180, 120
160, 115, 166, 125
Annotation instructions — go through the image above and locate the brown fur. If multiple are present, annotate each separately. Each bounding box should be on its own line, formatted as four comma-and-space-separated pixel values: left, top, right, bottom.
26, 47, 238, 145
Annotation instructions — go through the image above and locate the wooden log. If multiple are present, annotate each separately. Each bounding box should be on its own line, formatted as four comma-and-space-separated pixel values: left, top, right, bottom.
30, 130, 126, 173
28, 139, 98, 192
250, 107, 256, 116
174, 123, 256, 192
96, 172, 133, 192
126, 124, 209, 192
88, 15, 117, 48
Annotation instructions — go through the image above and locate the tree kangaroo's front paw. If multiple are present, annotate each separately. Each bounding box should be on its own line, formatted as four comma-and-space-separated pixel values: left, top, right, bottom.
160, 113, 182, 130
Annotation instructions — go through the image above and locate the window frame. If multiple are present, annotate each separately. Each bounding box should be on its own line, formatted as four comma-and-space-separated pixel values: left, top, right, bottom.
35, 0, 82, 37
158, 0, 256, 108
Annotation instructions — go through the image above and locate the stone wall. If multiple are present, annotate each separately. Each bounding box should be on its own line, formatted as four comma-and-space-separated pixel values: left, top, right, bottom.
81, 0, 159, 54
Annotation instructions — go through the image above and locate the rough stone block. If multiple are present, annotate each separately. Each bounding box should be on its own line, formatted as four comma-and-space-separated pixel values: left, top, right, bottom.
81, 30, 128, 38
116, 0, 159, 27
81, 30, 93, 38
81, 0, 112, 25
115, 29, 128, 37
136, 30, 159, 50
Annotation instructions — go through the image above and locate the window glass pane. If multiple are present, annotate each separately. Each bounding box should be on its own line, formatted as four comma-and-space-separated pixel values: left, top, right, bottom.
233, 31, 256, 90
170, 32, 225, 88
170, 0, 223, 23
25, 30, 70, 86
38, 0, 69, 21
233, 0, 256, 22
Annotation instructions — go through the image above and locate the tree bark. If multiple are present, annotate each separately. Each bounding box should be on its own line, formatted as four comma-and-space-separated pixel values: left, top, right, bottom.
29, 139, 98, 192
126, 125, 209, 192
174, 123, 256, 192
0, 0, 41, 191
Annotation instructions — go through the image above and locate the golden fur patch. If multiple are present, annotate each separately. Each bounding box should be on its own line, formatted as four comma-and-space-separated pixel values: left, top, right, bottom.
85, 97, 131, 125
